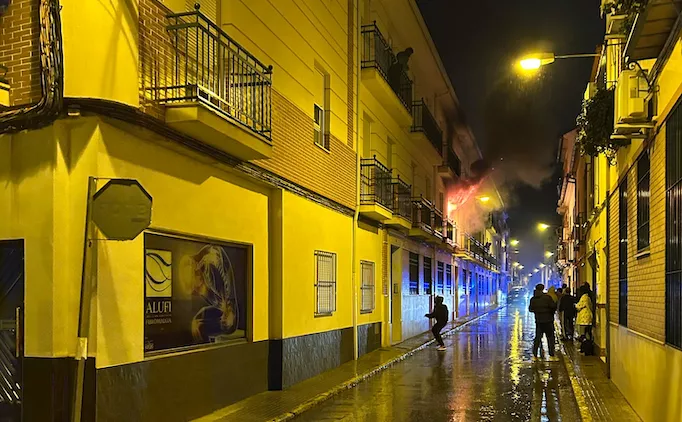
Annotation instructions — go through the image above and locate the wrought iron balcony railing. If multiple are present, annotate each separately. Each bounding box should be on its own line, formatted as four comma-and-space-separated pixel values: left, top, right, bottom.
360, 23, 413, 111
446, 220, 456, 246
411, 99, 442, 155
149, 8, 273, 140
433, 208, 444, 240
360, 157, 393, 209
411, 196, 433, 232
446, 146, 461, 177
391, 176, 412, 221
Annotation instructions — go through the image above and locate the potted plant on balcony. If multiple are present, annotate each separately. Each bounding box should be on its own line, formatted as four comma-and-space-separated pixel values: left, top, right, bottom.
601, 0, 648, 35
576, 88, 629, 164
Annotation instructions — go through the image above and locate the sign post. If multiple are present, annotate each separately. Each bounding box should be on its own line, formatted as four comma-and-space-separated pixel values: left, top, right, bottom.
71, 178, 152, 422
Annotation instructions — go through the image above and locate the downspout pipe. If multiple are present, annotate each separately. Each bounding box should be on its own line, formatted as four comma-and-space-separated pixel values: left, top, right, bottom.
351, 0, 360, 361
0, 0, 63, 133
605, 193, 611, 378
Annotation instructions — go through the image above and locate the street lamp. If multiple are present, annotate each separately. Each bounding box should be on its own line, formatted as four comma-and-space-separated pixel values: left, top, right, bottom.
537, 222, 551, 232
510, 239, 520, 247
517, 52, 600, 71
539, 263, 546, 268
478, 196, 491, 203
533, 268, 539, 273
545, 251, 554, 258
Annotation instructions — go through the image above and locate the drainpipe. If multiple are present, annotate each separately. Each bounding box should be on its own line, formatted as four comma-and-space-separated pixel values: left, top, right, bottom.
605, 195, 611, 378
351, 0, 360, 361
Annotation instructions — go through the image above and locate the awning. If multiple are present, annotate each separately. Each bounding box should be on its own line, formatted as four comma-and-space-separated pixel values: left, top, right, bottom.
625, 0, 681, 61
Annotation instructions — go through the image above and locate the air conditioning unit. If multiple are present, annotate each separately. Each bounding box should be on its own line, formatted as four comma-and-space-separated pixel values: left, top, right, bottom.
614, 69, 652, 136
616, 70, 648, 122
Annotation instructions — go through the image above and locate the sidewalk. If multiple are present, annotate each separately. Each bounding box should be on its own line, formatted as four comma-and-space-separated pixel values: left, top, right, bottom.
193, 307, 501, 422
558, 339, 641, 422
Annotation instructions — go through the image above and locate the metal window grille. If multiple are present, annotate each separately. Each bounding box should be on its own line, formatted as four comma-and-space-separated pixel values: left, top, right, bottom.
423, 257, 432, 295
409, 252, 419, 295
637, 149, 651, 251
360, 157, 393, 208
666, 102, 682, 348
446, 264, 453, 295
360, 261, 375, 313
411, 99, 443, 155
391, 177, 412, 221
315, 251, 336, 315
619, 180, 628, 326
436, 261, 445, 294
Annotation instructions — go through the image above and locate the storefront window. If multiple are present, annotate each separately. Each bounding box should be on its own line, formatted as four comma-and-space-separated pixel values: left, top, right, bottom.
144, 232, 249, 354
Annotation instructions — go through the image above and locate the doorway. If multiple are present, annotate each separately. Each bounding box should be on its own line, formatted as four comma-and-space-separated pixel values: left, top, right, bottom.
0, 240, 24, 421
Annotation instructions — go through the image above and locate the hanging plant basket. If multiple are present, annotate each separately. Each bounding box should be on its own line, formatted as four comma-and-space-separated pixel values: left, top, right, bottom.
576, 88, 628, 164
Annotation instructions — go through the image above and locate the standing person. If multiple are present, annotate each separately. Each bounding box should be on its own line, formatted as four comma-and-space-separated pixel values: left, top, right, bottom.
556, 287, 565, 340
548, 286, 558, 303
560, 288, 577, 340
425, 296, 448, 351
576, 286, 594, 341
529, 284, 559, 361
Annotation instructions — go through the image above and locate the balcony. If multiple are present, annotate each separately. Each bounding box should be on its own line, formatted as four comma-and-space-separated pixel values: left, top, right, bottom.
360, 23, 413, 127
386, 176, 412, 231
409, 196, 434, 240
411, 99, 443, 156
360, 157, 393, 221
438, 146, 462, 180
147, 9, 273, 160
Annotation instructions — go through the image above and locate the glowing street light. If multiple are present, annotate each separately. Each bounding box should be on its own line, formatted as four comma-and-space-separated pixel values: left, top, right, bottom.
545, 251, 554, 258
517, 52, 599, 72
539, 263, 546, 268
510, 239, 520, 247
478, 196, 491, 203
533, 268, 539, 273
537, 222, 551, 231
512, 262, 520, 268
519, 265, 525, 270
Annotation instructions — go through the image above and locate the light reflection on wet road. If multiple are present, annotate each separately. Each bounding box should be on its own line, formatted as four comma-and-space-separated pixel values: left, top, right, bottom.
295, 302, 580, 422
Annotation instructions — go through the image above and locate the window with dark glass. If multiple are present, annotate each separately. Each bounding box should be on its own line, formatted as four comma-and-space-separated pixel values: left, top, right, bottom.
619, 180, 628, 327
409, 252, 419, 295
637, 149, 650, 251
666, 102, 682, 348
445, 264, 453, 295
423, 257, 432, 295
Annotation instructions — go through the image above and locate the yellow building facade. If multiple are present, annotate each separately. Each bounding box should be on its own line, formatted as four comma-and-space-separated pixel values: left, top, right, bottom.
575, 2, 682, 420
0, 0, 507, 420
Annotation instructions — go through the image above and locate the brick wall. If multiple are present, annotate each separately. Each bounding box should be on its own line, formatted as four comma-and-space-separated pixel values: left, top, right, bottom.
0, 0, 41, 106
624, 134, 666, 341
608, 186, 619, 324
256, 90, 356, 209
139, 0, 172, 120
139, 0, 357, 209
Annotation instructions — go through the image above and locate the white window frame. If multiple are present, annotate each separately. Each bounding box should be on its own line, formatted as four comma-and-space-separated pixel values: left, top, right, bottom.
314, 103, 327, 150
360, 261, 375, 313
315, 250, 336, 315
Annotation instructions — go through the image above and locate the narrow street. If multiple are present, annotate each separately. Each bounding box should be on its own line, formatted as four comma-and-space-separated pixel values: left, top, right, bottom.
295, 302, 580, 422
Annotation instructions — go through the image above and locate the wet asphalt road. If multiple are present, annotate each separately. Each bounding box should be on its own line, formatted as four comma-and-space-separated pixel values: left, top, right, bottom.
295, 301, 581, 422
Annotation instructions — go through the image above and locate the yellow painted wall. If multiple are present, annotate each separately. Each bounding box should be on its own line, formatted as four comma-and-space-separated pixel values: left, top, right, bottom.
356, 225, 384, 325
221, 0, 350, 143
61, 0, 139, 106
610, 326, 682, 422
281, 191, 353, 338
2, 117, 271, 369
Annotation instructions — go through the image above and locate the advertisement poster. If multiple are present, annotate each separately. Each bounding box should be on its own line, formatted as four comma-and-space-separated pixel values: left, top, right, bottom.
144, 233, 248, 353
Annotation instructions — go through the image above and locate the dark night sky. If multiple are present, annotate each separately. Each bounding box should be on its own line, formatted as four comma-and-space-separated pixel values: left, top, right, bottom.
418, 0, 604, 272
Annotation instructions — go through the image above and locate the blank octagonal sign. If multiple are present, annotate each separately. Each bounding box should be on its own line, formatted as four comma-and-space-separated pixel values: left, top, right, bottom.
92, 179, 153, 241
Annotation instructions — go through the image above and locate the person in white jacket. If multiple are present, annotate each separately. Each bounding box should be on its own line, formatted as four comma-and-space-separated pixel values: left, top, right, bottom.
575, 285, 593, 341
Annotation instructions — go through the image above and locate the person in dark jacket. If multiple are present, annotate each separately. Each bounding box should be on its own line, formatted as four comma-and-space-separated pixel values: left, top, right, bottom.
425, 296, 448, 351
529, 284, 559, 361
559, 289, 577, 340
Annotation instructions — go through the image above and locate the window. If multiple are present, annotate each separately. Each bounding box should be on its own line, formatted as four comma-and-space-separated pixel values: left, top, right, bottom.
315, 251, 336, 315
423, 257, 432, 295
144, 232, 249, 354
436, 261, 444, 294
409, 252, 419, 295
619, 180, 628, 326
637, 149, 650, 251
446, 264, 453, 295
666, 103, 682, 348
313, 68, 330, 150
360, 261, 375, 313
